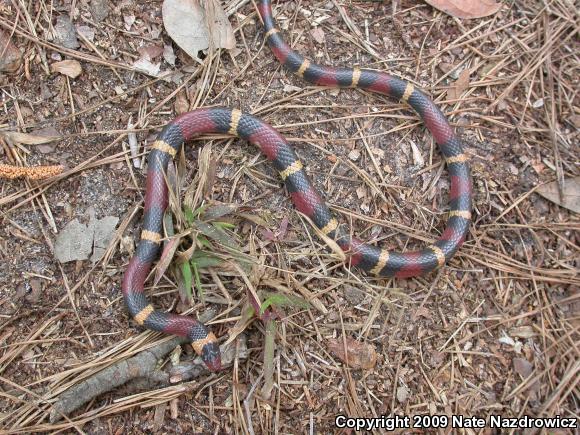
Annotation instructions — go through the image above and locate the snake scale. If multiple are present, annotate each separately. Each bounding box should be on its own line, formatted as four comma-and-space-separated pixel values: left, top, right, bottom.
121, 0, 473, 371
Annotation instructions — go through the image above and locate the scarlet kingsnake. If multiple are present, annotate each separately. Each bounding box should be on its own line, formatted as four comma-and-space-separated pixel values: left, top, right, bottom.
121, 0, 473, 371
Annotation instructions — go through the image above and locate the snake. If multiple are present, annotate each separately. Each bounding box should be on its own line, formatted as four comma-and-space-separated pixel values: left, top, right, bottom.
121, 0, 472, 372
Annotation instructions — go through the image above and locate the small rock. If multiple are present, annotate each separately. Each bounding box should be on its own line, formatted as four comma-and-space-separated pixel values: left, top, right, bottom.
91, 215, 119, 262
396, 385, 410, 403
54, 219, 93, 263
54, 16, 80, 49
0, 29, 22, 73
76, 25, 95, 42
54, 208, 118, 263
90, 0, 110, 22
348, 149, 360, 161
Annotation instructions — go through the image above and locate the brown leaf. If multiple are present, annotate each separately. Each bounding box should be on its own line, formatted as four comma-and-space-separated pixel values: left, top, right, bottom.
413, 306, 432, 320
424, 0, 501, 19
536, 177, 580, 214
51, 60, 83, 78
0, 29, 22, 73
1, 130, 60, 145
138, 44, 164, 60
174, 90, 189, 115
327, 337, 377, 370
396, 385, 410, 403
162, 0, 235, 62
448, 68, 470, 100
310, 27, 325, 44
513, 357, 533, 378
153, 236, 181, 286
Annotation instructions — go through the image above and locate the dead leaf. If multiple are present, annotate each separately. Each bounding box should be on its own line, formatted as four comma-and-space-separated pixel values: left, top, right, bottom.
536, 177, 580, 214
154, 236, 181, 286
1, 131, 60, 145
396, 385, 410, 403
133, 58, 161, 77
51, 60, 83, 78
327, 337, 377, 370
123, 15, 136, 31
162, 0, 235, 62
424, 0, 501, 19
174, 90, 189, 114
409, 139, 424, 167
283, 84, 301, 93
0, 29, 22, 73
448, 68, 470, 100
510, 325, 537, 339
310, 27, 325, 44
513, 357, 533, 378
138, 44, 164, 61
413, 306, 432, 320
238, 212, 269, 228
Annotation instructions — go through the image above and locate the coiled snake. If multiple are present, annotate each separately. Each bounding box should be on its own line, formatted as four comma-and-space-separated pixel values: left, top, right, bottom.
121, 0, 473, 371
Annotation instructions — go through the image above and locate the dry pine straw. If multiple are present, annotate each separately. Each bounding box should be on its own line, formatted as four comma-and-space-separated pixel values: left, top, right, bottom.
0, 0, 578, 433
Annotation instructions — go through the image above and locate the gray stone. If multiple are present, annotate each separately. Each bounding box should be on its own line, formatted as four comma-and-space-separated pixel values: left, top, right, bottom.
54, 16, 79, 49
90, 0, 110, 22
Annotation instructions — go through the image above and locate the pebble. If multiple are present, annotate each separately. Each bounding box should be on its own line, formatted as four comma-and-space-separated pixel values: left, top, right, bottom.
54, 16, 80, 49
91, 0, 110, 22
348, 149, 360, 161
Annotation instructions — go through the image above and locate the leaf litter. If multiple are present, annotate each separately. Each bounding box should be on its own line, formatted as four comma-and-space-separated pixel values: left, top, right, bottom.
162, 0, 235, 62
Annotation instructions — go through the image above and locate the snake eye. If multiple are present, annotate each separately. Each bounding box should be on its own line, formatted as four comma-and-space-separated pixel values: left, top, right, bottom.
201, 343, 222, 371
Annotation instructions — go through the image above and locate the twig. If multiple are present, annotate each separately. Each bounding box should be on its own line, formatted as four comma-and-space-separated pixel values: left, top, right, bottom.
50, 335, 248, 423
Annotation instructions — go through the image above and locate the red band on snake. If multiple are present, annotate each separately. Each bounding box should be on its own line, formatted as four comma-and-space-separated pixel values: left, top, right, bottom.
121, 0, 472, 372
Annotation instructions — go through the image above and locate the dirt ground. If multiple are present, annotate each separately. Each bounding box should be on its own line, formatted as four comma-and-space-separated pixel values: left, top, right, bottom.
0, 0, 578, 433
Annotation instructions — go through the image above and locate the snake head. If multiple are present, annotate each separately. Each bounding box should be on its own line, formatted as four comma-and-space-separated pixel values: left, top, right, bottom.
201, 342, 222, 371
191, 331, 221, 371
